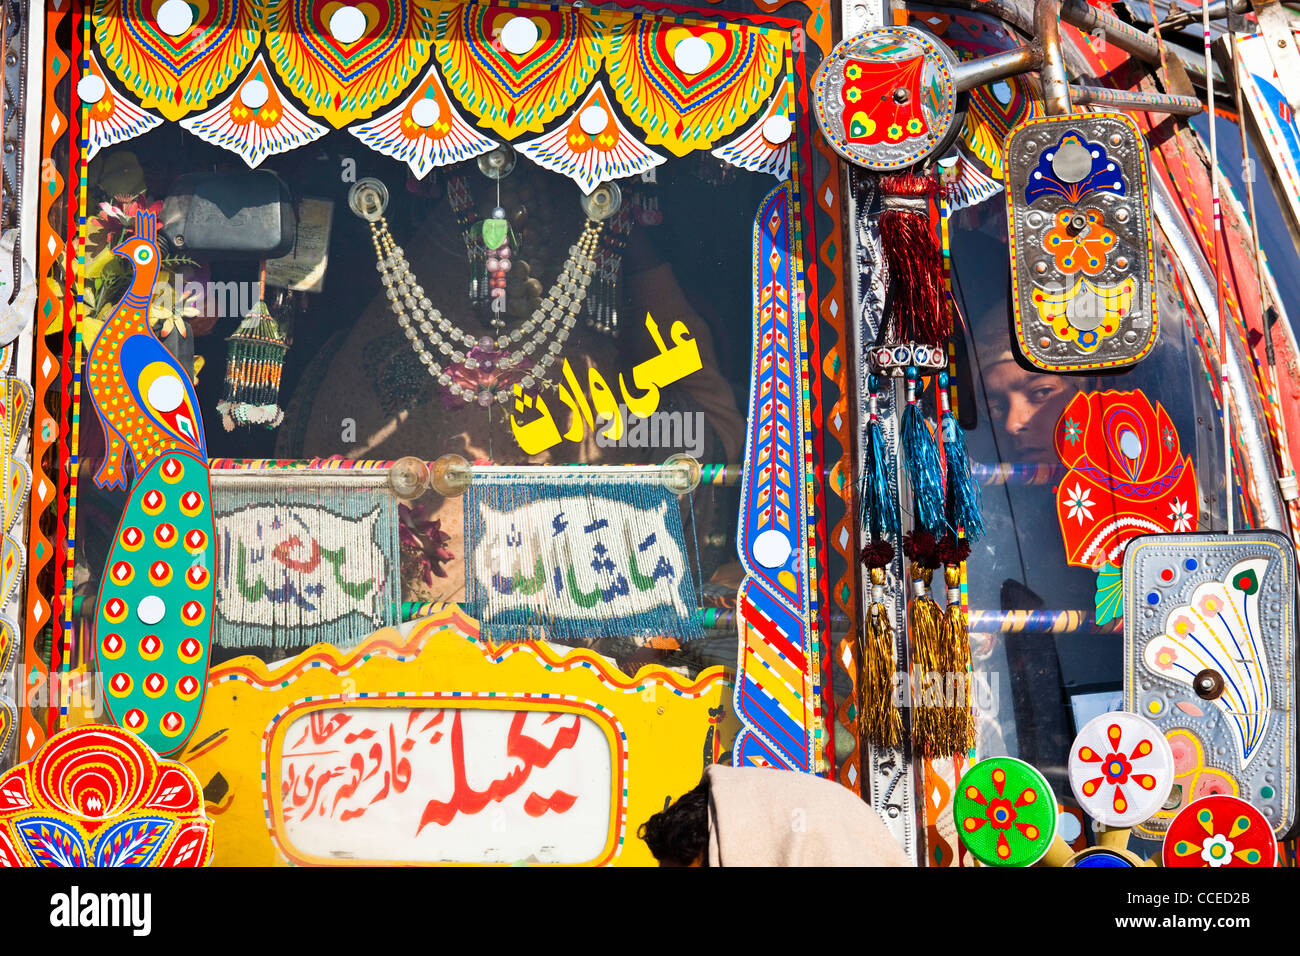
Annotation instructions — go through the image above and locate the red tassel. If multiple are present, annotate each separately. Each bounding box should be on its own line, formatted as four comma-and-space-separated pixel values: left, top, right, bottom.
880, 173, 947, 350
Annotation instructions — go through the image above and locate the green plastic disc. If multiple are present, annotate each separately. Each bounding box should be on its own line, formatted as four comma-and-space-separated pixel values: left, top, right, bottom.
953, 756, 1058, 867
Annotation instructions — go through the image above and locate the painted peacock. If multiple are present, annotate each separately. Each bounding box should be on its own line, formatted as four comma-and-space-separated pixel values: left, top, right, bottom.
86, 211, 214, 757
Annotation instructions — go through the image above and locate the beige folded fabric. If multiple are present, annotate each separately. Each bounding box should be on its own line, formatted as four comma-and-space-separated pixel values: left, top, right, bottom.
705, 764, 912, 867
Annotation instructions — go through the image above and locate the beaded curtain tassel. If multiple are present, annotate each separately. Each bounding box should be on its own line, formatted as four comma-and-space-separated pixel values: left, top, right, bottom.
939, 370, 984, 542
903, 530, 947, 758
858, 376, 903, 747
901, 367, 946, 535
880, 171, 949, 351
935, 533, 976, 757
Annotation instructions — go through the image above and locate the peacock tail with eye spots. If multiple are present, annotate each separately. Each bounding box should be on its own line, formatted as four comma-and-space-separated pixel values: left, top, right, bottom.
89, 211, 215, 756
85, 210, 205, 492
96, 450, 214, 756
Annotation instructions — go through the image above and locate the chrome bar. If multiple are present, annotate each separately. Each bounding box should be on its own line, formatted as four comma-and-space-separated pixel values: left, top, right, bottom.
918, 0, 1216, 85
1071, 84, 1204, 115
952, 43, 1038, 91
1035, 0, 1072, 115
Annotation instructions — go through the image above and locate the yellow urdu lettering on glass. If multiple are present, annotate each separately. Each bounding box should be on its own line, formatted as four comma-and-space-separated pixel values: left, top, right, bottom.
509, 313, 703, 455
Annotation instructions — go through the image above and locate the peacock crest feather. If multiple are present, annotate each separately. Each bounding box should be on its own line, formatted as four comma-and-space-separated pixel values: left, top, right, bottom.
1143, 558, 1272, 767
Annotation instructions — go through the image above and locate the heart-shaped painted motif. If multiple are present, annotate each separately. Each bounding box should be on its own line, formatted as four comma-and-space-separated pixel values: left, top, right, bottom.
650, 24, 740, 106
482, 8, 558, 72
294, 0, 408, 83
125, 0, 241, 77
470, 7, 572, 93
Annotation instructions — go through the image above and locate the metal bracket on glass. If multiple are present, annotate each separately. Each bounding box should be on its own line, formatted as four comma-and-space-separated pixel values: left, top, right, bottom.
427, 454, 702, 497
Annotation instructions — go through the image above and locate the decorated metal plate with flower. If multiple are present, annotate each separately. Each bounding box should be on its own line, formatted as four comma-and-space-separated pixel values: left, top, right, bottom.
811, 26, 959, 171
1162, 795, 1276, 867
953, 756, 1057, 866
1068, 711, 1174, 828
1124, 532, 1296, 838
1004, 112, 1157, 371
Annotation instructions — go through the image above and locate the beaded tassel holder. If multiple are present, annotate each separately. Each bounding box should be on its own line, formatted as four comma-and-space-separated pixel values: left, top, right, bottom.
217, 268, 289, 431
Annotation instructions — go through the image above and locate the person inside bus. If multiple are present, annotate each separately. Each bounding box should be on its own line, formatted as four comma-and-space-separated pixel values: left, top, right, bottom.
967, 313, 1093, 610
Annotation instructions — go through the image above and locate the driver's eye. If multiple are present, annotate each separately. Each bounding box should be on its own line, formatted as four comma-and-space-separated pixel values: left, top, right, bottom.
1031, 387, 1056, 403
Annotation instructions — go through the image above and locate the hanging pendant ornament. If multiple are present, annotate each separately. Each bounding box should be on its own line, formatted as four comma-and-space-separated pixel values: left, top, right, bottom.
216, 298, 289, 431
473, 145, 519, 327
446, 174, 486, 305
1003, 112, 1158, 371
586, 190, 631, 337
475, 206, 516, 329
348, 177, 602, 408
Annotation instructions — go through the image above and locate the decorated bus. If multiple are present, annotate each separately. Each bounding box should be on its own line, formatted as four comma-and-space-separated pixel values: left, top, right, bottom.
0, 0, 1297, 869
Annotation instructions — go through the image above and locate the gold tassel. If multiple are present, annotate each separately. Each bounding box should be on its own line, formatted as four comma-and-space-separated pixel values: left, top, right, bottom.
940, 562, 976, 757
859, 566, 903, 747
908, 560, 947, 757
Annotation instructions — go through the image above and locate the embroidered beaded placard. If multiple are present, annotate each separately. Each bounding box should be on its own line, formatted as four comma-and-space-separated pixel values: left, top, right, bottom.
210, 480, 403, 651
464, 477, 702, 646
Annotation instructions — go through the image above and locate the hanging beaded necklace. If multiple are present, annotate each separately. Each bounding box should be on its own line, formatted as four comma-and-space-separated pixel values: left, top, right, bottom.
351, 173, 605, 408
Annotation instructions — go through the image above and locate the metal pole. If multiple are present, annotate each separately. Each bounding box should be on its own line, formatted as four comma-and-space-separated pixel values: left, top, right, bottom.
1201, 0, 1232, 534
1035, 0, 1072, 115
1070, 84, 1204, 115
952, 43, 1038, 92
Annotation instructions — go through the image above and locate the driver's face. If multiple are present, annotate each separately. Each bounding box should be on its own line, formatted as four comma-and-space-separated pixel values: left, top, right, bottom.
983, 361, 1081, 464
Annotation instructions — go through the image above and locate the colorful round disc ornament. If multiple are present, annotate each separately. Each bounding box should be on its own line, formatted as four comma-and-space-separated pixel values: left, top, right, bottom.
953, 757, 1057, 866
1163, 795, 1276, 867
1068, 712, 1174, 828
811, 26, 960, 171
1069, 847, 1137, 867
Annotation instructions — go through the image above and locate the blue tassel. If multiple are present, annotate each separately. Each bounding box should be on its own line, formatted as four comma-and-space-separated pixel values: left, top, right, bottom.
901, 368, 947, 536
939, 371, 985, 543
861, 376, 900, 543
